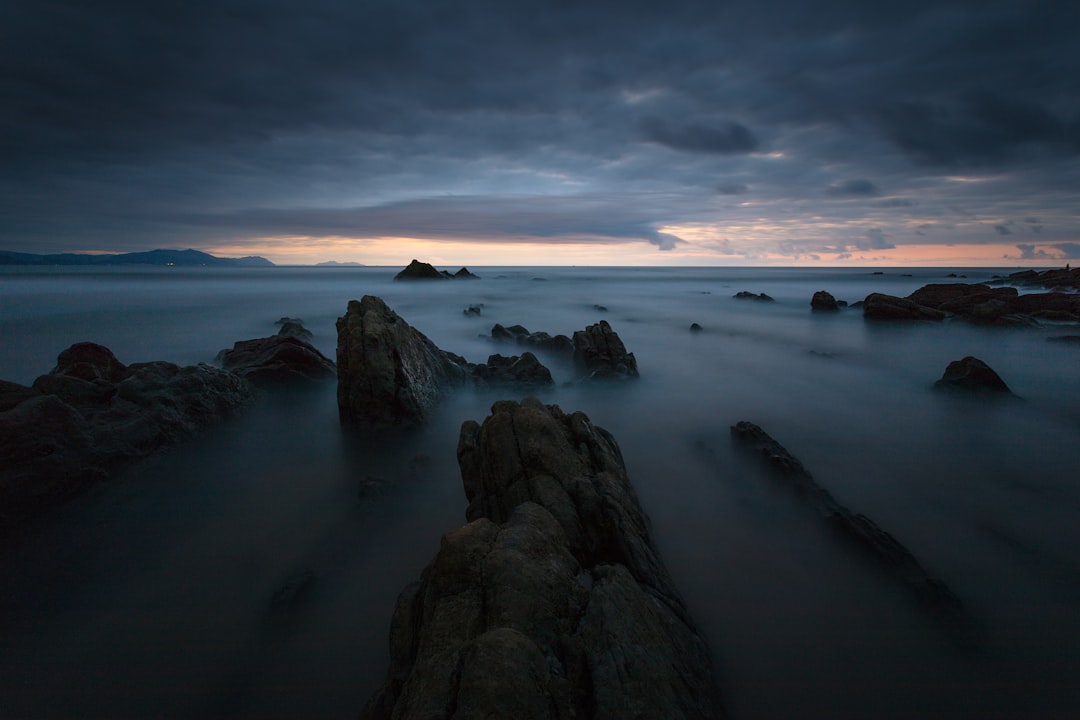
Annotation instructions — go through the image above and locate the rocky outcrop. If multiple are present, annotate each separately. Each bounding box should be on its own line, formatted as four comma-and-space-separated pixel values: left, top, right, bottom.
862, 293, 947, 321
471, 352, 554, 388
1, 343, 250, 533
217, 321, 335, 384
730, 421, 963, 617
394, 259, 480, 280
933, 356, 1014, 395
734, 291, 774, 302
997, 266, 1080, 291
337, 296, 470, 427
361, 399, 723, 719
572, 320, 639, 380
811, 290, 840, 311
490, 323, 574, 356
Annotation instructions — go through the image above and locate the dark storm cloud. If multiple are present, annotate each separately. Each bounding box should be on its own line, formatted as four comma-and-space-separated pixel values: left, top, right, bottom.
825, 179, 880, 197
1, 0, 1077, 258
641, 118, 760, 155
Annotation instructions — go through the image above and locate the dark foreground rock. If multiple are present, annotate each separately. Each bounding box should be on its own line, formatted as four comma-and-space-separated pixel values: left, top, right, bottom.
933, 356, 1014, 395
572, 320, 639, 379
730, 421, 963, 618
361, 399, 723, 719
394, 259, 480, 280
811, 290, 840, 311
1, 343, 250, 534
217, 321, 335, 384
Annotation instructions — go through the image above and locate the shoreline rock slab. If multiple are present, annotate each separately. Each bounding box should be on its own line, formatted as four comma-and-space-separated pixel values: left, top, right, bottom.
731, 421, 964, 618
362, 398, 723, 719
1, 343, 250, 535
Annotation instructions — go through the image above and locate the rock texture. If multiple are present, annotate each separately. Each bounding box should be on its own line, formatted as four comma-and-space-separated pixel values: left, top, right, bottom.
1, 343, 250, 533
811, 290, 840, 311
337, 296, 469, 427
471, 352, 554, 388
933, 356, 1014, 395
730, 421, 963, 617
217, 321, 335, 384
361, 398, 723, 720
572, 320, 639, 380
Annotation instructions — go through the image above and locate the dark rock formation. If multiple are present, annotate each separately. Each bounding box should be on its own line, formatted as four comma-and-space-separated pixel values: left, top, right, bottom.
362, 399, 723, 719
1, 343, 250, 532
490, 323, 575, 356
999, 266, 1080, 291
463, 304, 483, 317
572, 320, 639, 379
394, 259, 480, 280
862, 293, 947, 321
471, 352, 554, 388
730, 421, 963, 617
218, 321, 335, 384
336, 296, 469, 427
811, 290, 839, 311
734, 291, 774, 302
394, 259, 446, 280
933, 356, 1013, 395
690, 322, 704, 333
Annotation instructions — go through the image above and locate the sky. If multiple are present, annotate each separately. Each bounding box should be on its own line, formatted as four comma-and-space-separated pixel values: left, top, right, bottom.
2, 0, 1078, 266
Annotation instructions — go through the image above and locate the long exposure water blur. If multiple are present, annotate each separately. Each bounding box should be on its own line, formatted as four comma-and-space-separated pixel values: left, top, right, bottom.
2, 265, 1079, 719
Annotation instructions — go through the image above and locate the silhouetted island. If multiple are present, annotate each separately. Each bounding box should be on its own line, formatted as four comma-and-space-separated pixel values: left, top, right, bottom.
0, 248, 273, 267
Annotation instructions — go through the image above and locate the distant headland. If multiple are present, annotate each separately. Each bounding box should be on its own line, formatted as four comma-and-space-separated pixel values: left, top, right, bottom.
0, 248, 274, 267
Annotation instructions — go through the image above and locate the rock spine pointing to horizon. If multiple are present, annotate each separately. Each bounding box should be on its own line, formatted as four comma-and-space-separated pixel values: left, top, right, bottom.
361, 398, 724, 719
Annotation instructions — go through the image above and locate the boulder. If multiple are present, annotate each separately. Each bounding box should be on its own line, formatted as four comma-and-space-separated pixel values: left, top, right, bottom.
730, 421, 963, 617
1, 346, 250, 532
572, 320, 639, 379
336, 296, 469, 427
811, 290, 839, 311
862, 293, 946, 321
362, 399, 723, 719
0, 379, 40, 412
933, 356, 1013, 395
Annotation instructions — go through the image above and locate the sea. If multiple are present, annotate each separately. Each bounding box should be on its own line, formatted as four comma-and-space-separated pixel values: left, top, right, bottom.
1, 265, 1078, 719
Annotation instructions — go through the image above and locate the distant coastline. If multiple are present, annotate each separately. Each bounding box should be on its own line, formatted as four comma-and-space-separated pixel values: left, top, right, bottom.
0, 248, 274, 267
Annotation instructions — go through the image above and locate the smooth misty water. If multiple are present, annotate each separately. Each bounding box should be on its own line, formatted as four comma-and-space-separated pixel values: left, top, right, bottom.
1, 266, 1079, 719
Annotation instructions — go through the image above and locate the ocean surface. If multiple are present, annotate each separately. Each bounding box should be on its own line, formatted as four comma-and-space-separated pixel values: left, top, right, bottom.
2, 265, 1079, 719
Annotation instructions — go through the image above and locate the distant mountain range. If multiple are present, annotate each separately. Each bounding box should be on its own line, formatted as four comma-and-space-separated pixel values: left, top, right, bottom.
0, 248, 274, 267
314, 260, 366, 266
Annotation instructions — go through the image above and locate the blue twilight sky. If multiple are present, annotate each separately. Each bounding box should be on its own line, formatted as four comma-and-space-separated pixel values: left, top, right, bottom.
1, 0, 1078, 265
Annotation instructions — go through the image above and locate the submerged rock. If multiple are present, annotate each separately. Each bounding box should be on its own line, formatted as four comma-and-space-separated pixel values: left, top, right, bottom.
1, 343, 250, 533
730, 421, 964, 618
734, 291, 774, 302
572, 320, 639, 380
933, 356, 1014, 395
361, 399, 723, 719
336, 296, 469, 427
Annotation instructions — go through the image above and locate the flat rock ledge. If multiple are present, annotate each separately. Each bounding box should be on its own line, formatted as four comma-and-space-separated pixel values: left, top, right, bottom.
1, 342, 250, 535
361, 398, 723, 720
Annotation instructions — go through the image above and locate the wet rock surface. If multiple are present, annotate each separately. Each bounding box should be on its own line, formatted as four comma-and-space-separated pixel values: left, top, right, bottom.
811, 290, 840, 311
1, 343, 250, 534
730, 421, 964, 618
217, 321, 335, 384
361, 398, 723, 720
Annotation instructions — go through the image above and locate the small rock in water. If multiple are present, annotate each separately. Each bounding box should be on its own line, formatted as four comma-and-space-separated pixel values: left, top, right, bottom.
690, 323, 703, 333
734, 291, 774, 302
463, 304, 483, 317
933, 356, 1014, 395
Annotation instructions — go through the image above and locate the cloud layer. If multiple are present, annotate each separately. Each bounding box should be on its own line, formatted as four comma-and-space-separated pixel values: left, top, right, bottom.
1, 0, 1077, 263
